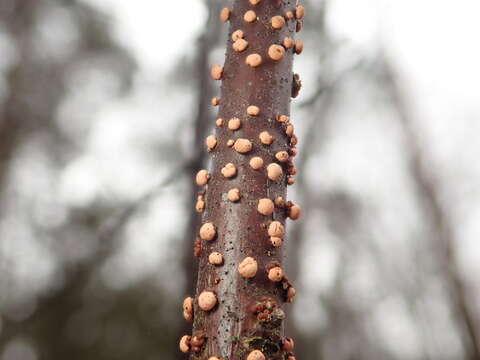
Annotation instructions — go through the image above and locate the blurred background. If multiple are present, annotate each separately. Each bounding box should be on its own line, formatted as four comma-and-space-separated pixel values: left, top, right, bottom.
1, 0, 479, 359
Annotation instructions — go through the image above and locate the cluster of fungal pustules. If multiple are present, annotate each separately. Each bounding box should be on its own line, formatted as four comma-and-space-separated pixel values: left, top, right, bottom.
181, 2, 305, 359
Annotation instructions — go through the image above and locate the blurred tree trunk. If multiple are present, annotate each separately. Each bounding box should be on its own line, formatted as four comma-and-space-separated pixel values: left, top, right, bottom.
0, 0, 35, 193
0, 65, 22, 193
0, 0, 142, 358
382, 59, 480, 360
188, 1, 301, 359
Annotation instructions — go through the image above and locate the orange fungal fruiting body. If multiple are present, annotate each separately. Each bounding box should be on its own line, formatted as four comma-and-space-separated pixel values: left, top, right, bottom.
221, 163, 237, 178
268, 266, 284, 282
271, 16, 285, 29
247, 105, 260, 116
296, 5, 305, 19
220, 7, 230, 22
268, 44, 286, 61
268, 221, 285, 238
233, 38, 249, 52
270, 237, 282, 247
295, 40, 304, 54
234, 139, 253, 154
247, 350, 266, 360
210, 64, 223, 80
283, 37, 294, 49
227, 188, 241, 202
206, 135, 217, 151
183, 297, 194, 322
209, 252, 224, 265
179, 335, 191, 353
246, 54, 262, 67
244, 10, 257, 23
238, 257, 258, 278
250, 157, 264, 169
228, 117, 241, 130
275, 151, 289, 162
199, 222, 216, 241
232, 29, 244, 41
258, 198, 275, 215
259, 131, 274, 145
267, 163, 283, 181
196, 169, 210, 186
198, 291, 217, 311
289, 203, 302, 220
283, 337, 295, 351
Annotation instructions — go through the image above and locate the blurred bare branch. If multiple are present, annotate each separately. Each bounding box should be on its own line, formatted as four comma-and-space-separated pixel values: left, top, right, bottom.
379, 55, 480, 360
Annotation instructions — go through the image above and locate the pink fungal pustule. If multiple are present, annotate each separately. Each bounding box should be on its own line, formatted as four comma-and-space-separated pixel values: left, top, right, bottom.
246, 54, 263, 67
267, 163, 283, 181
233, 38, 249, 52
198, 291, 217, 311
296, 5, 305, 19
288, 203, 302, 220
220, 7, 230, 22
250, 157, 264, 169
247, 350, 266, 360
259, 131, 275, 145
283, 337, 295, 352
268, 266, 284, 282
208, 252, 224, 265
247, 105, 260, 116
234, 139, 253, 154
221, 163, 237, 178
268, 44, 286, 61
179, 335, 191, 353
294, 40, 304, 54
257, 198, 274, 216
195, 195, 205, 213
238, 257, 258, 278
210, 64, 223, 80
244, 10, 257, 23
232, 29, 244, 41
275, 151, 289, 163
228, 117, 241, 131
268, 221, 285, 238
283, 37, 294, 49
199, 222, 216, 241
183, 296, 194, 322
206, 135, 217, 151
227, 188, 241, 202
271, 15, 285, 29
270, 237, 282, 247
196, 169, 210, 186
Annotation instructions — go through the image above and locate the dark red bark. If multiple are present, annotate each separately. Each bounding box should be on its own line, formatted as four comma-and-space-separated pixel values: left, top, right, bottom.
186, 1, 302, 359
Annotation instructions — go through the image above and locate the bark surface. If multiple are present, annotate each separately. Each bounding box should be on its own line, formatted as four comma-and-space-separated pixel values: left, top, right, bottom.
188, 1, 301, 359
